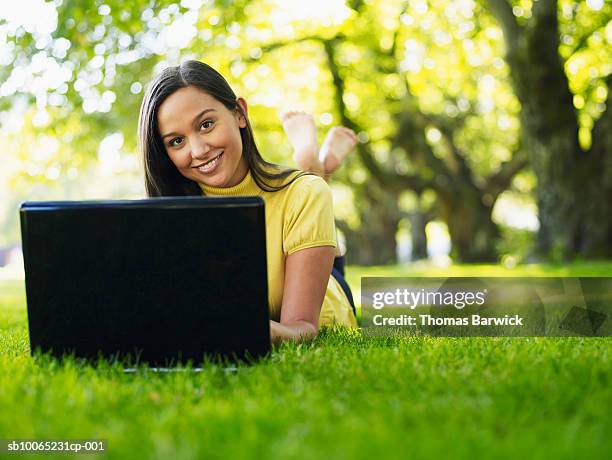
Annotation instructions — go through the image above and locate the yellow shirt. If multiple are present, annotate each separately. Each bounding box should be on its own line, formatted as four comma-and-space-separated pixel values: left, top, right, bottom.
199, 167, 357, 328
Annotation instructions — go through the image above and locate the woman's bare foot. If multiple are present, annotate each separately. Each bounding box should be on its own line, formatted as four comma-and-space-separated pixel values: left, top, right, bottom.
319, 126, 357, 175
281, 111, 325, 175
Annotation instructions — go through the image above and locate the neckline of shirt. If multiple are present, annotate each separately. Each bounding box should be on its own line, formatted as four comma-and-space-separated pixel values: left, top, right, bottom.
198, 169, 258, 196
198, 166, 302, 197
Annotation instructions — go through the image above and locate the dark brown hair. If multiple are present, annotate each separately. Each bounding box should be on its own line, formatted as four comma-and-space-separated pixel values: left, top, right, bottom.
138, 60, 310, 196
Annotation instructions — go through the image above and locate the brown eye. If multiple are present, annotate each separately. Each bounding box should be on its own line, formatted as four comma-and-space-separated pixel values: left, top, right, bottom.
169, 137, 183, 147
200, 120, 214, 130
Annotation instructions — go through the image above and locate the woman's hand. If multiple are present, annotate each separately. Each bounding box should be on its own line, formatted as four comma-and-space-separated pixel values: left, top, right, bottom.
271, 245, 336, 344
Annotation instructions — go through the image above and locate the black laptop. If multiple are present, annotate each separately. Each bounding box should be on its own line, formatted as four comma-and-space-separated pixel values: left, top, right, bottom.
19, 196, 271, 366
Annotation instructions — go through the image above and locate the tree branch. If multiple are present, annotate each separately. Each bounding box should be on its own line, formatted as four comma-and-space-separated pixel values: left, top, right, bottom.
423, 113, 476, 183
570, 17, 611, 55
484, 0, 521, 53
484, 148, 528, 198
242, 34, 335, 63
589, 73, 612, 157
392, 104, 456, 195
321, 38, 431, 193
389, 1, 410, 60
345, 0, 366, 14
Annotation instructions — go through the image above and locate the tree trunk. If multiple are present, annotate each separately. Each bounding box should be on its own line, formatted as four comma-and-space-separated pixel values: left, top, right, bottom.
438, 187, 499, 262
487, 0, 612, 259
337, 187, 400, 265
409, 210, 429, 260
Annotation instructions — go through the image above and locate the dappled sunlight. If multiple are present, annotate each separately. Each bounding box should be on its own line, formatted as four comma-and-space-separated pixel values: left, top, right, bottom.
1, 0, 611, 264
425, 221, 451, 262
587, 0, 604, 11
0, 0, 57, 35
492, 192, 539, 231
271, 0, 351, 27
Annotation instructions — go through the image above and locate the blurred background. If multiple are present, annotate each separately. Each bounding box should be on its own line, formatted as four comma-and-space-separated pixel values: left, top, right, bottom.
1, 0, 611, 277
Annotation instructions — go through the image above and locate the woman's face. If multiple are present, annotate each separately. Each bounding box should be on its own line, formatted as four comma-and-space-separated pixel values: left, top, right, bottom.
156, 86, 249, 188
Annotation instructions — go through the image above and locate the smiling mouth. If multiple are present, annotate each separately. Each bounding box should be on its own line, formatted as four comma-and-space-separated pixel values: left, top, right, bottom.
193, 151, 223, 172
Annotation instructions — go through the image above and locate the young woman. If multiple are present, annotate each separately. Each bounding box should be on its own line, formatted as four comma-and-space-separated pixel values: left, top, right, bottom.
138, 60, 357, 344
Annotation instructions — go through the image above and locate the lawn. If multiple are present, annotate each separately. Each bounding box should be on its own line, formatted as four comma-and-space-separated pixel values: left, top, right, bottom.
0, 263, 610, 459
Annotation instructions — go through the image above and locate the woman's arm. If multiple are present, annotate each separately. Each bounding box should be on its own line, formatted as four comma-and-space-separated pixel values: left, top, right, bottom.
269, 245, 335, 344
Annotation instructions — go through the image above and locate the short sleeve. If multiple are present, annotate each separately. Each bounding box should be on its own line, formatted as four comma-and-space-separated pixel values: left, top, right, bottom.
283, 176, 337, 255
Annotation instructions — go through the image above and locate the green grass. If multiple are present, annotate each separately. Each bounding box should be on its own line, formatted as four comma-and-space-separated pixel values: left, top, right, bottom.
1, 263, 611, 459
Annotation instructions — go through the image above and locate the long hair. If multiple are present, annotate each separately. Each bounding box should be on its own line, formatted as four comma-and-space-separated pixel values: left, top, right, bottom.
138, 60, 310, 196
